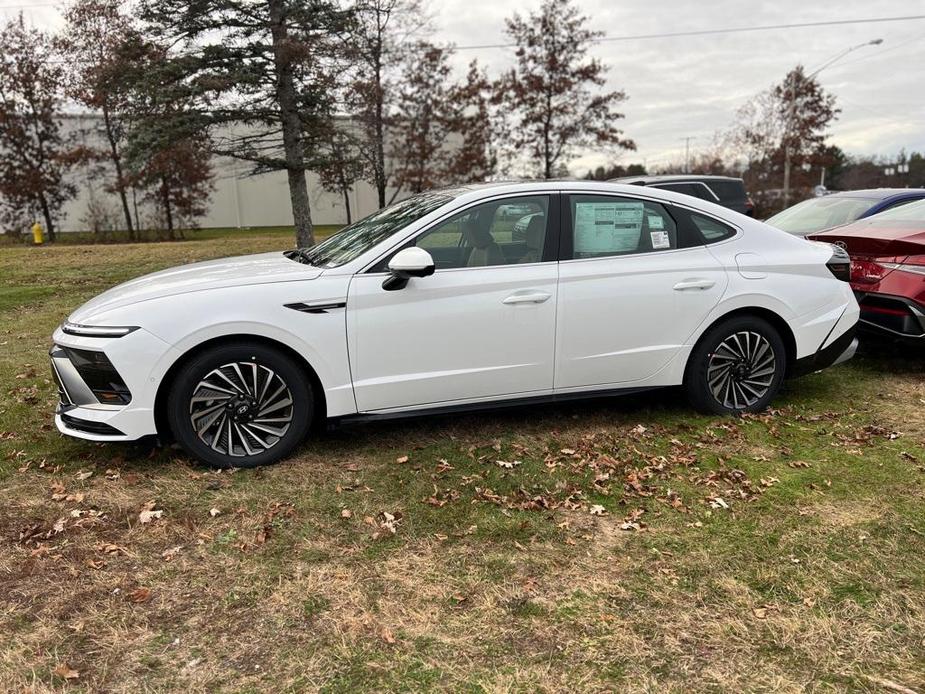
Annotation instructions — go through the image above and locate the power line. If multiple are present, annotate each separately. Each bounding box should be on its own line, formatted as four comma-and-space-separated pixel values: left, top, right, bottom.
453, 14, 925, 51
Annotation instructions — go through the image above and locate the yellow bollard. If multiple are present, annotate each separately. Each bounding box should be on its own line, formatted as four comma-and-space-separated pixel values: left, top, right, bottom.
31, 221, 44, 245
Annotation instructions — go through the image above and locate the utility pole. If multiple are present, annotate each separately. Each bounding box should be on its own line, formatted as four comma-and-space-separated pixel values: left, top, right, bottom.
782, 38, 882, 208
680, 137, 695, 173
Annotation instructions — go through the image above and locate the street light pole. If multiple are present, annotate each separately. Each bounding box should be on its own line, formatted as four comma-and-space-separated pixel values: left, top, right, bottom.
781, 38, 883, 207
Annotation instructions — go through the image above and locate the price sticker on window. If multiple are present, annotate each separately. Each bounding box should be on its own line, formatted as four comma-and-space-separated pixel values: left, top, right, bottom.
574, 202, 644, 254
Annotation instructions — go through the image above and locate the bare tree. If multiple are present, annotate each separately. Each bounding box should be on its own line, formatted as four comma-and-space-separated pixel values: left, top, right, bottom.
728, 66, 838, 211
314, 125, 366, 224
500, 0, 634, 179
0, 15, 76, 241
58, 0, 140, 238
349, 0, 428, 208
390, 42, 457, 196
444, 59, 498, 184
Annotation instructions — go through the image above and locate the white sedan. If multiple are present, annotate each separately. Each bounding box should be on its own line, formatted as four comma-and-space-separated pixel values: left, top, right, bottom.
51, 182, 859, 467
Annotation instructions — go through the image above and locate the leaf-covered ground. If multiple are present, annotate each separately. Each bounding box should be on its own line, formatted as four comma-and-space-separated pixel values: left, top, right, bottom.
1, 235, 924, 692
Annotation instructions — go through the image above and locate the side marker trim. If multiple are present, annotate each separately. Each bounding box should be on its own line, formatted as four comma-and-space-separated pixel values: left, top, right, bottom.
285, 301, 347, 314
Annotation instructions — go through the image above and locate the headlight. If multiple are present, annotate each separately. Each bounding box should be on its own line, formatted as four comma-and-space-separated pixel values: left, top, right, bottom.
61, 322, 139, 338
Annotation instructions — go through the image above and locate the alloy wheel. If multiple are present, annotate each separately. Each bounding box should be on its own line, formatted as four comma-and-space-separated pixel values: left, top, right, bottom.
706, 331, 777, 410
188, 361, 294, 457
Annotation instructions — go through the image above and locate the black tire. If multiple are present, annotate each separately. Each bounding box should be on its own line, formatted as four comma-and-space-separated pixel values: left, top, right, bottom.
684, 316, 787, 416
167, 342, 313, 468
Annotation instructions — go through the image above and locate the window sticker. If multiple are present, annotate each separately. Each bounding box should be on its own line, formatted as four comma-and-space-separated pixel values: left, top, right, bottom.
574, 201, 644, 254
650, 230, 671, 249
647, 214, 665, 230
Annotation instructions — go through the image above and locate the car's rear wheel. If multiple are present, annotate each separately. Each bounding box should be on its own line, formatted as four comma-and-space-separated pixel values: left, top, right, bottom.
167, 342, 312, 468
684, 316, 786, 415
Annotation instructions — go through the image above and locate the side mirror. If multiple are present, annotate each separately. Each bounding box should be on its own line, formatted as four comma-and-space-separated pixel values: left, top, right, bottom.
383, 247, 435, 291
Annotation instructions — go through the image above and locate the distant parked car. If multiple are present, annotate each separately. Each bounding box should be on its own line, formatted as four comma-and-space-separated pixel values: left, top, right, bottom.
767, 188, 925, 237
611, 175, 755, 216
809, 199, 925, 343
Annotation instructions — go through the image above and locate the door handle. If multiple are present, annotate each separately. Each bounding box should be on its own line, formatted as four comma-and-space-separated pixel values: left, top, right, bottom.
502, 291, 551, 305
673, 279, 715, 291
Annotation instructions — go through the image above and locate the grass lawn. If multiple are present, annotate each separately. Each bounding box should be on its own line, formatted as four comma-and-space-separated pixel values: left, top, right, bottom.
1, 233, 925, 692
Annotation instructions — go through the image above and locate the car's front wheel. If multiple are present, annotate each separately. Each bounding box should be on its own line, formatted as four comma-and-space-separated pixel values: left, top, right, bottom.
167, 342, 312, 468
684, 316, 786, 415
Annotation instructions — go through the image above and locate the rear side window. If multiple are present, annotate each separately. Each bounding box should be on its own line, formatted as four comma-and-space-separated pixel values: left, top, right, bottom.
568, 195, 679, 258
688, 211, 736, 243
705, 180, 746, 202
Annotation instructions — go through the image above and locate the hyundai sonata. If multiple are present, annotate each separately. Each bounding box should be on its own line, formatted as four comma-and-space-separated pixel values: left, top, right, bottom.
51, 182, 859, 467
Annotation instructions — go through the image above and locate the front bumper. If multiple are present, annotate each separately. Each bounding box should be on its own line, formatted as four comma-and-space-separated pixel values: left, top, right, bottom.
50, 327, 174, 442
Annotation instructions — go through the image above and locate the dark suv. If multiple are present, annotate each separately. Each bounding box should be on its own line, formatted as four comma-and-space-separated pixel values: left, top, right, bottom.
611, 175, 755, 217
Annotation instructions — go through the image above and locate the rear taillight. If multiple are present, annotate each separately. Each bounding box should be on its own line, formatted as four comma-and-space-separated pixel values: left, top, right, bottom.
826, 245, 851, 281
850, 258, 888, 284
849, 254, 915, 283
880, 255, 925, 276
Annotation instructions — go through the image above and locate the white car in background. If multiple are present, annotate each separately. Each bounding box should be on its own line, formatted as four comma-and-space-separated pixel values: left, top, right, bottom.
51, 181, 859, 468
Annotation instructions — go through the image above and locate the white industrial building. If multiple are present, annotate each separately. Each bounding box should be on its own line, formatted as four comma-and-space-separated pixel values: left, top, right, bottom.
57, 113, 394, 233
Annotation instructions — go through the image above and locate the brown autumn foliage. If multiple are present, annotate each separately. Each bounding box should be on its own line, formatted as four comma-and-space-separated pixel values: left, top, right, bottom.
0, 14, 77, 240
498, 0, 635, 179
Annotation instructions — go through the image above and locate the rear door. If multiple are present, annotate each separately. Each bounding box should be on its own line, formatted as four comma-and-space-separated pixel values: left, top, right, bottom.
554, 193, 729, 389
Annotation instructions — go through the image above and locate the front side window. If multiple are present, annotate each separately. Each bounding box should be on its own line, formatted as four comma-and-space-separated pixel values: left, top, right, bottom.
569, 195, 679, 259
412, 196, 550, 270
297, 191, 454, 268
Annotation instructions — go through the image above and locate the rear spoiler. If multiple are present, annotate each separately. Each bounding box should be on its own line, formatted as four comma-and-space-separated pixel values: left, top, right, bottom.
807, 233, 924, 257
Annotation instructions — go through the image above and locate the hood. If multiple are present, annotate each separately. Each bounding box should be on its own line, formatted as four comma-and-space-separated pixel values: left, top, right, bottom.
70, 252, 323, 322
808, 220, 925, 258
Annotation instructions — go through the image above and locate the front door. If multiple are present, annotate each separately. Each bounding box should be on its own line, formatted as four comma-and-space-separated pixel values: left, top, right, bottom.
347, 194, 560, 412
555, 193, 728, 389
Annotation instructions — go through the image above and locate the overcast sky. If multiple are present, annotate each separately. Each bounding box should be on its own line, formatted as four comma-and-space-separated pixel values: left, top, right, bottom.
5, 0, 924, 174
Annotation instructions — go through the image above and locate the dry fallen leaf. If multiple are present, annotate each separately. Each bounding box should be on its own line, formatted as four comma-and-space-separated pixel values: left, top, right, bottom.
75, 470, 93, 480
495, 460, 521, 469
209, 507, 221, 518
341, 508, 352, 518
138, 509, 164, 524
395, 455, 409, 464
380, 627, 397, 644
127, 587, 151, 603
53, 663, 79, 680
589, 504, 606, 516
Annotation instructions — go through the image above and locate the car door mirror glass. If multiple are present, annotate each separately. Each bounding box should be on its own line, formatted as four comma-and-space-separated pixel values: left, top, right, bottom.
383, 247, 435, 290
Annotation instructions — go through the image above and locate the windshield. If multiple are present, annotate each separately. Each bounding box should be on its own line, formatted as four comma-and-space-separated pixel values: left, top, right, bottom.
766, 196, 876, 236
292, 191, 454, 268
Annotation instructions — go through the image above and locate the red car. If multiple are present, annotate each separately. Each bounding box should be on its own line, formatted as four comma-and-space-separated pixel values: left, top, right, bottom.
809, 200, 925, 343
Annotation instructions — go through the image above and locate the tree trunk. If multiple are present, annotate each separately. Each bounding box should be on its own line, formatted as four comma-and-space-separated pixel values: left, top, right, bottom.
102, 105, 135, 240
269, 0, 315, 247
161, 176, 174, 240
342, 183, 352, 224
374, 51, 387, 209
37, 192, 55, 242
